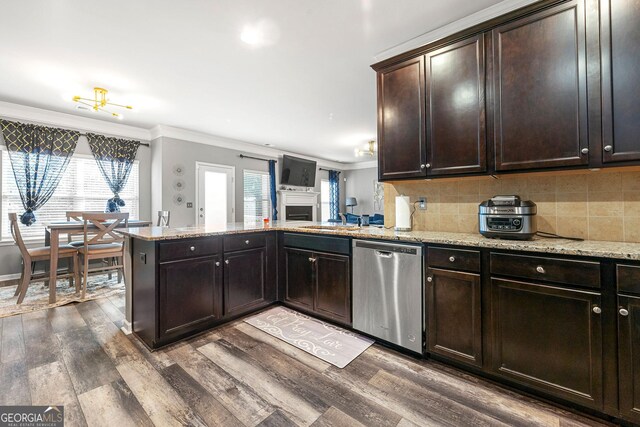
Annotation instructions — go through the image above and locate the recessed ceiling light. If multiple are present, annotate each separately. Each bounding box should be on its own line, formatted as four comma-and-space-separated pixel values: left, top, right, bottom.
264, 143, 275, 147
241, 26, 263, 46
240, 19, 280, 47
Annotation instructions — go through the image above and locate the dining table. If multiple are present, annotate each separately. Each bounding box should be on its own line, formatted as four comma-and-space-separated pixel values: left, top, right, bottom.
44, 219, 152, 304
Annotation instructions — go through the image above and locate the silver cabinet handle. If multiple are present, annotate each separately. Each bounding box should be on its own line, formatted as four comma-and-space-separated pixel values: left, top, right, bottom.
225, 259, 229, 265
245, 240, 250, 245
189, 246, 196, 252
375, 250, 393, 258
536, 266, 545, 274
427, 276, 433, 282
215, 261, 220, 267
592, 306, 602, 314
308, 257, 316, 263
581, 148, 589, 154
449, 256, 456, 262
425, 163, 431, 169
420, 164, 426, 169
619, 308, 629, 317
604, 145, 613, 152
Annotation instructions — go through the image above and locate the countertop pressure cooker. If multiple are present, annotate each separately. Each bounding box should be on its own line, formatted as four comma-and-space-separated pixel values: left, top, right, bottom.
479, 195, 537, 240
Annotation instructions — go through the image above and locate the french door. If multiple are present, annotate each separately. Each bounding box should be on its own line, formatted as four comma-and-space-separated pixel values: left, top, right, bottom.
195, 162, 235, 228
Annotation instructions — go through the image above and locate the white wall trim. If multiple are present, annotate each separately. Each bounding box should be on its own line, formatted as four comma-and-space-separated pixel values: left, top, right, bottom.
374, 0, 540, 62
0, 101, 151, 141
0, 273, 21, 283
346, 160, 378, 170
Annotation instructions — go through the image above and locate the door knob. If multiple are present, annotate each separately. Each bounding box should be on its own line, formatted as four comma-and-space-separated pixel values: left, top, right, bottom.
189, 246, 195, 252
581, 148, 589, 154
215, 261, 220, 267
225, 259, 229, 265
604, 145, 613, 152
427, 276, 433, 282
420, 164, 426, 169
536, 266, 545, 274
449, 256, 456, 262
592, 306, 602, 314
245, 240, 250, 245
619, 308, 629, 317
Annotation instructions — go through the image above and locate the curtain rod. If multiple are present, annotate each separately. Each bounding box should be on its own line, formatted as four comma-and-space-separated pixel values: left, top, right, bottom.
239, 154, 276, 162
319, 167, 340, 173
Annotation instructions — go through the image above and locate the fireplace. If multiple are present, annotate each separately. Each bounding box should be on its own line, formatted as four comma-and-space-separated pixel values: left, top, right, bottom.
278, 190, 319, 222
285, 206, 313, 221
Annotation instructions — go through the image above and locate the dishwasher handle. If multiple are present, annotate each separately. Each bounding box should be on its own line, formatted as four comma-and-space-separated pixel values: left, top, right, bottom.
375, 250, 394, 258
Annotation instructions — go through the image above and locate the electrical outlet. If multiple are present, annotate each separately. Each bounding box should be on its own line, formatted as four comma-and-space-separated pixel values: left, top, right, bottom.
417, 197, 427, 210
186, 202, 193, 208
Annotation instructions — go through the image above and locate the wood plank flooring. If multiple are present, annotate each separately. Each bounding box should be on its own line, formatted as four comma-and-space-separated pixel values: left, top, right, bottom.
0, 295, 614, 427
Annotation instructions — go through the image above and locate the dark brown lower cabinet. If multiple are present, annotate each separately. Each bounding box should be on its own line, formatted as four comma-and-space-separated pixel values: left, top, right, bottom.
427, 268, 482, 367
284, 247, 351, 326
490, 278, 603, 410
618, 295, 640, 423
158, 255, 222, 340
223, 247, 267, 317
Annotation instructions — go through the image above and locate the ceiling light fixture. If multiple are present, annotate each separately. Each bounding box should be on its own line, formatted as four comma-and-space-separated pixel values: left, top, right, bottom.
355, 140, 378, 157
72, 87, 132, 119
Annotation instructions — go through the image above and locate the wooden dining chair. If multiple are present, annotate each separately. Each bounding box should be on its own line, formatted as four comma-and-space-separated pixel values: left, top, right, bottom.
157, 210, 170, 227
78, 212, 129, 298
65, 211, 103, 245
8, 213, 79, 304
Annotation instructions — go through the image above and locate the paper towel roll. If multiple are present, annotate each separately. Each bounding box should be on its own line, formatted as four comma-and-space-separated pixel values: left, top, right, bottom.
395, 195, 411, 231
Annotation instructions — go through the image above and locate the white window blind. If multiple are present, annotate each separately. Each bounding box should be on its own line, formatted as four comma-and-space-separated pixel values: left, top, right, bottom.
243, 170, 270, 223
321, 179, 330, 222
1, 151, 139, 242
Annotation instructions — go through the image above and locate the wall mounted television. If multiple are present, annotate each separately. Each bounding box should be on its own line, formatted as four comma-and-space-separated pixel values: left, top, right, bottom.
280, 155, 317, 187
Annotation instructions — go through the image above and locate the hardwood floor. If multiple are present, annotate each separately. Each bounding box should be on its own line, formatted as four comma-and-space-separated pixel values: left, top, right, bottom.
0, 294, 613, 427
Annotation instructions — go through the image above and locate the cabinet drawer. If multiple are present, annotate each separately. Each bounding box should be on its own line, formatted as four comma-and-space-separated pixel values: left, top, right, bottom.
617, 264, 640, 296
158, 237, 221, 262
428, 247, 480, 273
283, 232, 350, 255
223, 233, 266, 252
490, 253, 600, 289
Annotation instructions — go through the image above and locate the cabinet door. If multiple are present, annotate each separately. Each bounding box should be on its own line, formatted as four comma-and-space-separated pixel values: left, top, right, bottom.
618, 295, 640, 423
315, 252, 351, 326
223, 248, 267, 317
427, 268, 482, 367
491, 278, 603, 409
492, 1, 588, 171
158, 256, 222, 339
425, 35, 486, 176
601, 0, 640, 163
377, 56, 427, 180
284, 248, 314, 310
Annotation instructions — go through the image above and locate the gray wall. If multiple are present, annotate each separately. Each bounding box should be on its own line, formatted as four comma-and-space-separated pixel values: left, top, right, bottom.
0, 134, 152, 277
154, 136, 346, 227
344, 167, 382, 215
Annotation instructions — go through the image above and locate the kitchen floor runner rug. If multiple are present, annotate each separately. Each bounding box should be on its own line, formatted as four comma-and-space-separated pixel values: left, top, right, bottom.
244, 306, 374, 368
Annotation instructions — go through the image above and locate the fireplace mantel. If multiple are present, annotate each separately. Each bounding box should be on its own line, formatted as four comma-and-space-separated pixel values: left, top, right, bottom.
278, 190, 319, 222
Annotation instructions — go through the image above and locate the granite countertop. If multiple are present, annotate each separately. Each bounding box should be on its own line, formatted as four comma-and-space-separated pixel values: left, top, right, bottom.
119, 221, 640, 261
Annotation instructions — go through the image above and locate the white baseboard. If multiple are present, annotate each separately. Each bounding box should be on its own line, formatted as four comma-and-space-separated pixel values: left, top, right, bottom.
121, 320, 132, 335
0, 273, 21, 283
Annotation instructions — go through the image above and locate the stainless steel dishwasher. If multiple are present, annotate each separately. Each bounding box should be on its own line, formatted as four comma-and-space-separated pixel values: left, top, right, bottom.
352, 239, 423, 354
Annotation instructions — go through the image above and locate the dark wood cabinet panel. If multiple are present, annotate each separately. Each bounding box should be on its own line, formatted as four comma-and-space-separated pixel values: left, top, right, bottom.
315, 252, 351, 326
427, 268, 482, 367
377, 56, 427, 180
428, 247, 481, 273
618, 295, 640, 423
426, 35, 486, 176
601, 0, 640, 164
158, 255, 222, 339
490, 278, 603, 409
492, 1, 589, 171
284, 248, 315, 310
223, 248, 267, 317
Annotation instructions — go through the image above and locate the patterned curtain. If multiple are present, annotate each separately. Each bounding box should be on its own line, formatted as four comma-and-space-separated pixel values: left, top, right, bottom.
268, 160, 278, 220
328, 170, 340, 220
1, 120, 79, 225
87, 133, 140, 212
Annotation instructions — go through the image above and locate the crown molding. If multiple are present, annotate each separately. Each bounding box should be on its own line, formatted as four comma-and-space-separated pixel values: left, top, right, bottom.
0, 100, 151, 140
374, 0, 540, 62
346, 160, 378, 170
151, 124, 374, 171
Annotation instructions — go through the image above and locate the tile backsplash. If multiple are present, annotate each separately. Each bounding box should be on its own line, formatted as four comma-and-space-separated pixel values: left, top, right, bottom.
383, 169, 640, 242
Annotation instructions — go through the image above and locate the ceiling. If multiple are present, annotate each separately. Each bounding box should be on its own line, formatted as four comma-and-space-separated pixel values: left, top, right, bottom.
0, 0, 503, 163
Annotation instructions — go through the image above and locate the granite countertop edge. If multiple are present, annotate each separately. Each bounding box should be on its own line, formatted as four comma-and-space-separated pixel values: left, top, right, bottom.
118, 224, 640, 261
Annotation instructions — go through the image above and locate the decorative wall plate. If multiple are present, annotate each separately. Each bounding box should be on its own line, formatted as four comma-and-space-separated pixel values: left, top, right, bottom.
173, 164, 185, 176
173, 179, 185, 191
173, 193, 185, 205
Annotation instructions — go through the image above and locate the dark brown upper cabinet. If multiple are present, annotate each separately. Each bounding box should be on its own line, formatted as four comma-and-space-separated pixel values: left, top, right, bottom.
492, 0, 589, 171
600, 0, 640, 164
425, 34, 487, 176
377, 56, 427, 180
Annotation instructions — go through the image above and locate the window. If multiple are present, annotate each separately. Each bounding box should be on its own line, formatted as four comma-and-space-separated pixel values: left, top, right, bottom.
243, 169, 270, 223
321, 179, 330, 222
1, 150, 139, 242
